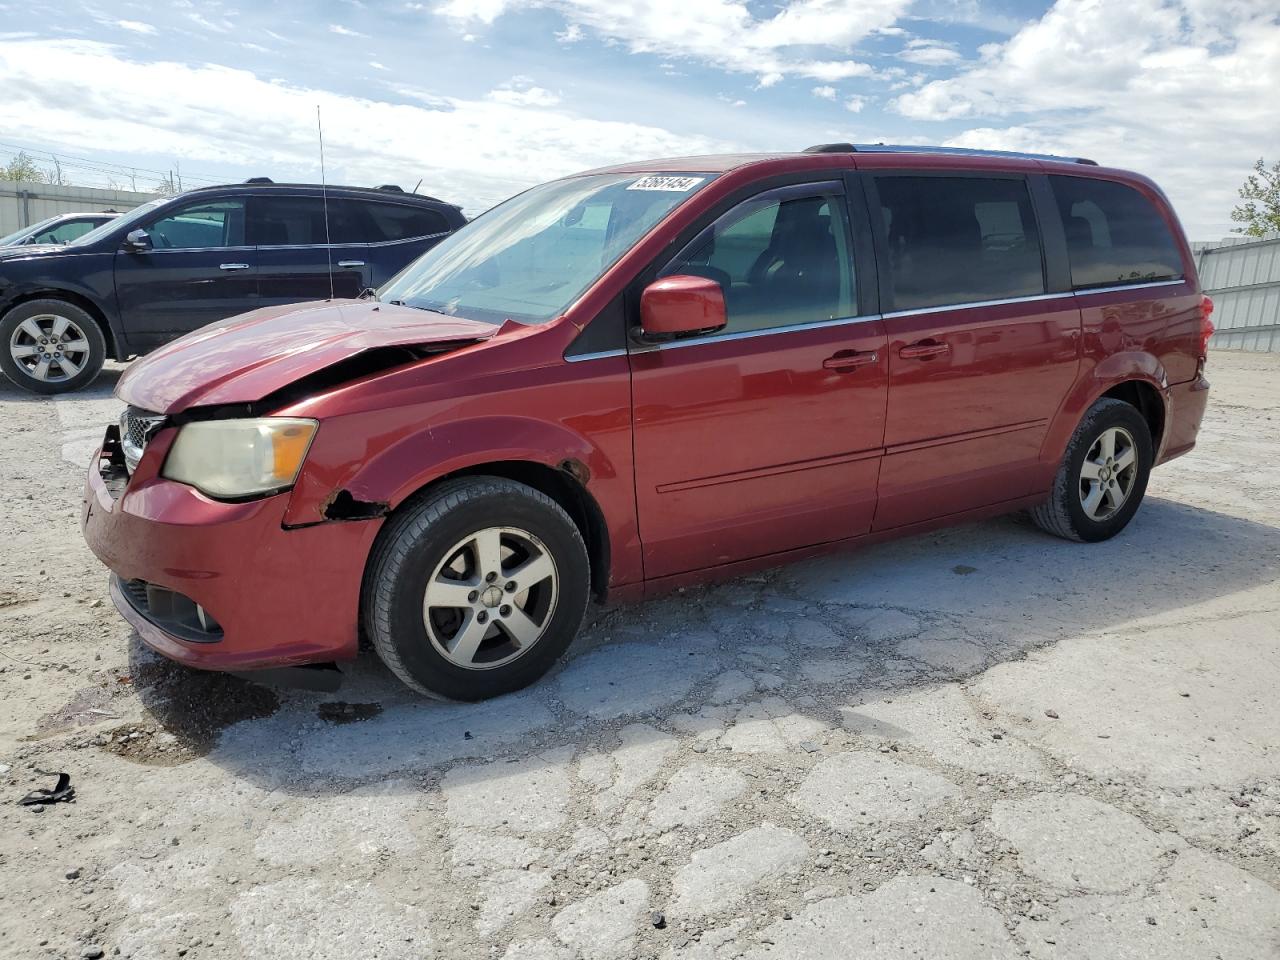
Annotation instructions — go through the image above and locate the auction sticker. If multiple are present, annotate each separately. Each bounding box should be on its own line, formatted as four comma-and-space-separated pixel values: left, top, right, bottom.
627, 175, 706, 192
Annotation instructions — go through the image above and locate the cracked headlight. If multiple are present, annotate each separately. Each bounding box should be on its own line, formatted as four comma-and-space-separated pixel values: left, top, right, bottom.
163, 418, 318, 499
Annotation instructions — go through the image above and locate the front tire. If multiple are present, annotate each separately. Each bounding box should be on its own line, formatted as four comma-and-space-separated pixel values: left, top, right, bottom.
363, 477, 590, 700
0, 299, 106, 394
1032, 397, 1153, 542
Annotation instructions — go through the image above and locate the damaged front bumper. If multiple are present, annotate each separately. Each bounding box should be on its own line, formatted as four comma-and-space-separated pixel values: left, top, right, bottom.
83, 426, 383, 672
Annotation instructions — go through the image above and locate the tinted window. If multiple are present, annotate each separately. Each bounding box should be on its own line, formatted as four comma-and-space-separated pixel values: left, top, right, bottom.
34, 218, 102, 244
663, 185, 855, 333
147, 200, 245, 249
875, 176, 1045, 310
1050, 175, 1182, 289
364, 202, 449, 242
247, 196, 369, 246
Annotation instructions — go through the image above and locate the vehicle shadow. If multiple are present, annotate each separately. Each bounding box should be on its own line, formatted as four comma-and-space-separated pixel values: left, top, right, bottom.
120, 493, 1280, 794
0, 364, 125, 403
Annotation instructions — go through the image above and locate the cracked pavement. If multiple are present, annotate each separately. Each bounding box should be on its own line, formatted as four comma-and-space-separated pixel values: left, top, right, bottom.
1, 351, 1278, 960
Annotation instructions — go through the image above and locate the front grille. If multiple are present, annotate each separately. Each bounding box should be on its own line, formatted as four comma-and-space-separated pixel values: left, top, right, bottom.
116, 577, 223, 643
119, 407, 165, 473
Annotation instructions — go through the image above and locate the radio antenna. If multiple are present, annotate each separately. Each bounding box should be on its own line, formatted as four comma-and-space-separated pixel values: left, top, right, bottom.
317, 104, 335, 300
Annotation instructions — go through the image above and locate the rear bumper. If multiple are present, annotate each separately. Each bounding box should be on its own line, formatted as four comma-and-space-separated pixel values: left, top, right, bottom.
1157, 372, 1210, 465
83, 434, 381, 671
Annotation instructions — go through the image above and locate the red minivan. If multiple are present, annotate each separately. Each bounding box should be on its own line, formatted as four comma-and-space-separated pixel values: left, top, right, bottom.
82, 145, 1213, 700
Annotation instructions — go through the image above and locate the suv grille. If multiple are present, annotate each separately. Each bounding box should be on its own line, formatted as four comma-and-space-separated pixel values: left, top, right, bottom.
119, 407, 165, 473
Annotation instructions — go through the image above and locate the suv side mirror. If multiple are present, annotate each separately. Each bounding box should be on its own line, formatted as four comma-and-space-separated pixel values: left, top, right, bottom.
124, 228, 152, 252
640, 275, 727, 338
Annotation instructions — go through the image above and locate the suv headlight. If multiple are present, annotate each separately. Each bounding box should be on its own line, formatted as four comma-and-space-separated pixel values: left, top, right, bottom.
162, 418, 318, 498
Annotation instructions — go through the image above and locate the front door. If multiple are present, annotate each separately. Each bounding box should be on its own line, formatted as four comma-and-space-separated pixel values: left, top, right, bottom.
113, 197, 256, 351
867, 173, 1081, 530
630, 181, 887, 580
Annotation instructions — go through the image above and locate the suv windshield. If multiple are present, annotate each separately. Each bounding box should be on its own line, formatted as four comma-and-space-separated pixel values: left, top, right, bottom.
379, 172, 714, 324
69, 197, 167, 247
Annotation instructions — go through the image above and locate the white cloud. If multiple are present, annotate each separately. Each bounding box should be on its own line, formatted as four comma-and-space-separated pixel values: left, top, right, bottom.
116, 20, 157, 35
844, 95, 867, 112
369, 60, 389, 70
898, 38, 961, 65
329, 24, 368, 37
556, 23, 584, 43
0, 39, 734, 213
488, 84, 561, 106
812, 85, 837, 100
433, 0, 903, 85
892, 0, 1280, 236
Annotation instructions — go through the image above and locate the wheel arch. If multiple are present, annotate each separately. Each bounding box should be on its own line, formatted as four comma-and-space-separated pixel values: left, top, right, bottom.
1043, 353, 1171, 467
380, 460, 611, 603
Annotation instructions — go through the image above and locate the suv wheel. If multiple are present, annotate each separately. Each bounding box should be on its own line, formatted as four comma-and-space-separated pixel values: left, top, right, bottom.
1032, 397, 1153, 542
363, 477, 590, 700
0, 299, 106, 394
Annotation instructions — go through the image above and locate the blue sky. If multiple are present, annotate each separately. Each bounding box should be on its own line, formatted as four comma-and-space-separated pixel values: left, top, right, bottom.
0, 0, 1276, 235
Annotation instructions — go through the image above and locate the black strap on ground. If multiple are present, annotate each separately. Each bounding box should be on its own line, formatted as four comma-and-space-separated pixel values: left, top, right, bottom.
18, 770, 75, 805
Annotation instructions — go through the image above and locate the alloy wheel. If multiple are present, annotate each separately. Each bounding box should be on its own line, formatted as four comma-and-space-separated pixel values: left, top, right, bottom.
422, 526, 559, 670
1078, 425, 1138, 522
8, 313, 92, 384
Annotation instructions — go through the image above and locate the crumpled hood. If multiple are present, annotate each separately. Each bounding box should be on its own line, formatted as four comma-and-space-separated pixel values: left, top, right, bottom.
117, 299, 498, 414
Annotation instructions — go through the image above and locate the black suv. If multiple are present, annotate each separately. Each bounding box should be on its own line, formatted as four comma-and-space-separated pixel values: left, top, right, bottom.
0, 181, 466, 393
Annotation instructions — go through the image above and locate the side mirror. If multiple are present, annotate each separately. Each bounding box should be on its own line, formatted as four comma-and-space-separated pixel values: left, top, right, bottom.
124, 228, 152, 252
640, 275, 727, 338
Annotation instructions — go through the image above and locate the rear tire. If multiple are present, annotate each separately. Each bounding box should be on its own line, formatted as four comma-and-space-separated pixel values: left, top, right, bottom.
0, 299, 106, 395
1032, 397, 1153, 542
363, 477, 590, 700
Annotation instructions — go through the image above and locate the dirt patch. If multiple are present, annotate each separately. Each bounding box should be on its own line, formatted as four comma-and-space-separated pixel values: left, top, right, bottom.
317, 701, 384, 724
99, 660, 281, 764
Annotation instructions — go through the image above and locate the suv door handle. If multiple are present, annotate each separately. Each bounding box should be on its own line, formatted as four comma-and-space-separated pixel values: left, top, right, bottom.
898, 340, 951, 360
823, 349, 878, 371
219, 262, 250, 271
337, 260, 365, 268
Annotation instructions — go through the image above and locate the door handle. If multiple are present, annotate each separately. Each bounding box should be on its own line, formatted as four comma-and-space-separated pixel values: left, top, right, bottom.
337, 260, 366, 268
219, 262, 250, 271
898, 340, 951, 360
823, 349, 878, 371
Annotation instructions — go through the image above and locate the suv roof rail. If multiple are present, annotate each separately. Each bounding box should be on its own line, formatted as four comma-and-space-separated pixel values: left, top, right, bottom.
800, 143, 1098, 165
376, 184, 405, 192
245, 176, 274, 184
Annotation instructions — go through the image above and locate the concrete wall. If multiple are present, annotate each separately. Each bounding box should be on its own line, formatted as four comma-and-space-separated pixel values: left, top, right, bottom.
1194, 234, 1280, 353
0, 181, 157, 235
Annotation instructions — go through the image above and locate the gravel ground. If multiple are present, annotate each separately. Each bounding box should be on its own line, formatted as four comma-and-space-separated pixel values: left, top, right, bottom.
1, 351, 1278, 960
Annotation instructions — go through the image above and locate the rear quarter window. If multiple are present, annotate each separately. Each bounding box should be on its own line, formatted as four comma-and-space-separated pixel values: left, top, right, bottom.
363, 202, 451, 242
1050, 175, 1183, 290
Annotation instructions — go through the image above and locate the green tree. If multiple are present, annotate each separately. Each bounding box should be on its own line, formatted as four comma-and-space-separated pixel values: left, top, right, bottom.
1, 151, 50, 183
1230, 158, 1280, 238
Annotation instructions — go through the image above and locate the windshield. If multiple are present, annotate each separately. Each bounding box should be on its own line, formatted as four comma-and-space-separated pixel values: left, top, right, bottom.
379, 172, 714, 324
69, 197, 167, 247
0, 216, 60, 246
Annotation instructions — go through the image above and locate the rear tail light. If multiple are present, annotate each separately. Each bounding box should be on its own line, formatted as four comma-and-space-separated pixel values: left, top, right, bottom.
1198, 294, 1215, 358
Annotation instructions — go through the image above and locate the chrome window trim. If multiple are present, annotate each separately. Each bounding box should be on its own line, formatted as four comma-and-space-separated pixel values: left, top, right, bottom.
1071, 278, 1185, 296
564, 348, 627, 363
882, 290, 1067, 320
634, 313, 882, 353
130, 244, 256, 254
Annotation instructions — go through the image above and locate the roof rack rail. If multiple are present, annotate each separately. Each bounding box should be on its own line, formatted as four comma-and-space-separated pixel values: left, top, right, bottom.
800, 143, 1098, 165
244, 176, 274, 184
376, 184, 405, 192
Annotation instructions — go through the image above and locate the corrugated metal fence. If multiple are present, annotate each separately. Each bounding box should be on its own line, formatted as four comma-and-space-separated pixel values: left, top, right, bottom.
1, 181, 157, 235
1193, 234, 1280, 352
